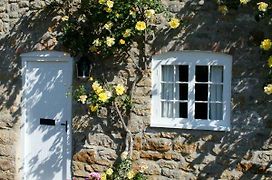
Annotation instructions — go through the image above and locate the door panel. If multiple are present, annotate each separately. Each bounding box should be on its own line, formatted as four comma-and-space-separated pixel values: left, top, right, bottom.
24, 61, 72, 180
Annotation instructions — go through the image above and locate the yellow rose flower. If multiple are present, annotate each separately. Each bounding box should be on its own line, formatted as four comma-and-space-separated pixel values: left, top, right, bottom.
89, 77, 94, 81
264, 84, 272, 95
106, 0, 114, 8
240, 0, 250, 5
92, 81, 103, 94
145, 9, 155, 19
115, 84, 125, 95
123, 29, 131, 38
78, 95, 87, 104
119, 39, 125, 45
98, 92, 109, 102
93, 38, 102, 47
260, 39, 272, 51
101, 173, 107, 180
218, 5, 228, 15
127, 170, 135, 179
268, 56, 272, 68
257, 2, 268, 12
99, 0, 106, 4
104, 7, 112, 13
61, 16, 69, 21
89, 104, 98, 112
104, 21, 113, 30
168, 18, 180, 29
106, 168, 113, 175
106, 37, 115, 47
135, 21, 146, 31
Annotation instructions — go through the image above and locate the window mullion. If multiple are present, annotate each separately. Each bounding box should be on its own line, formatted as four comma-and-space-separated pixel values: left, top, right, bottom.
188, 63, 195, 120
173, 65, 176, 118
207, 65, 210, 120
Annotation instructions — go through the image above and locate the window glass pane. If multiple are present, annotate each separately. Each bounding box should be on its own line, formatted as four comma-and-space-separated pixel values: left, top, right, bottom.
210, 66, 223, 83
195, 84, 208, 101
162, 101, 173, 118
196, 66, 208, 82
209, 84, 223, 102
179, 84, 188, 100
209, 103, 223, 120
179, 102, 187, 118
162, 65, 174, 82
161, 83, 174, 100
195, 103, 207, 119
179, 65, 188, 82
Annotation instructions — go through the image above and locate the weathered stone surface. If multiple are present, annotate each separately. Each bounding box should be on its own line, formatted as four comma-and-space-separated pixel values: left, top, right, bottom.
144, 138, 172, 152
0, 159, 14, 171
87, 133, 116, 148
73, 149, 96, 164
19, 1, 29, 8
133, 133, 142, 150
161, 168, 189, 179
173, 142, 197, 155
132, 160, 160, 175
140, 151, 163, 160
0, 145, 13, 157
163, 151, 182, 161
0, 130, 16, 145
158, 160, 178, 169
0, 1, 272, 180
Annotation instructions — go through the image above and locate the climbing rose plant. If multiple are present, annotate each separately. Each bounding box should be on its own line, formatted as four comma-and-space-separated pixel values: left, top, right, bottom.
217, 0, 272, 95
62, 0, 181, 179
60, 0, 180, 58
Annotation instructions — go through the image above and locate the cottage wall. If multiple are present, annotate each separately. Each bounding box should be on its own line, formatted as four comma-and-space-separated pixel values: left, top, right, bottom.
0, 0, 272, 180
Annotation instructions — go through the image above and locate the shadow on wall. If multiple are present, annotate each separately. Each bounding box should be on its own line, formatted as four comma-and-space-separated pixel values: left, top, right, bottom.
147, 0, 272, 179
0, 0, 272, 179
0, 2, 71, 180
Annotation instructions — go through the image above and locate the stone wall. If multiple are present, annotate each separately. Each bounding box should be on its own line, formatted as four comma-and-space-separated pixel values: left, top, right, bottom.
0, 0, 271, 180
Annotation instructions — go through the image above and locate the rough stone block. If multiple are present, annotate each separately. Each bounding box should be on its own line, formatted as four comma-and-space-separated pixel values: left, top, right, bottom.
140, 151, 163, 160
173, 142, 197, 155
0, 6, 5, 13
0, 144, 13, 157
0, 13, 9, 22
0, 20, 3, 32
8, 12, 18, 18
144, 138, 172, 152
161, 168, 186, 179
29, 1, 45, 10
87, 133, 116, 149
0, 130, 16, 145
9, 3, 18, 12
0, 159, 14, 171
133, 133, 142, 150
0, 171, 14, 180
73, 149, 96, 164
132, 159, 160, 175
97, 147, 117, 161
19, 1, 29, 8
158, 160, 178, 169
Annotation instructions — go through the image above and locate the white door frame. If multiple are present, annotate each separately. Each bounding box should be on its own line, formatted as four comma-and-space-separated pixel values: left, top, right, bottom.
20, 51, 73, 180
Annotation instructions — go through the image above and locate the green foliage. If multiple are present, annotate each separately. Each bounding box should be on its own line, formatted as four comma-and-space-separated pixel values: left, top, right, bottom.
59, 0, 170, 57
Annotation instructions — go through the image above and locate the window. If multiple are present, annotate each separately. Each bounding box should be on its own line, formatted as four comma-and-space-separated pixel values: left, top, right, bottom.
151, 51, 232, 131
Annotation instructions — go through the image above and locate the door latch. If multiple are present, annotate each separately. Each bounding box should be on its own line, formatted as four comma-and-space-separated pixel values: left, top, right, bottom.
61, 121, 68, 132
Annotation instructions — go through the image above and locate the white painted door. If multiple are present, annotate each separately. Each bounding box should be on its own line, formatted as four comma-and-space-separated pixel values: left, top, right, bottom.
21, 51, 72, 180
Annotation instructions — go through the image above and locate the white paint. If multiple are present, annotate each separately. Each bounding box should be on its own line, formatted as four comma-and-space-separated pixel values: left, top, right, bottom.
21, 51, 73, 180
151, 51, 232, 131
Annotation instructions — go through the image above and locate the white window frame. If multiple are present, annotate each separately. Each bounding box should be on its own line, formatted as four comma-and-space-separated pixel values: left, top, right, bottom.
151, 51, 232, 131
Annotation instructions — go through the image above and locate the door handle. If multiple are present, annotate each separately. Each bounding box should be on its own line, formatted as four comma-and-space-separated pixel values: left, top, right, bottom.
61, 121, 68, 132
